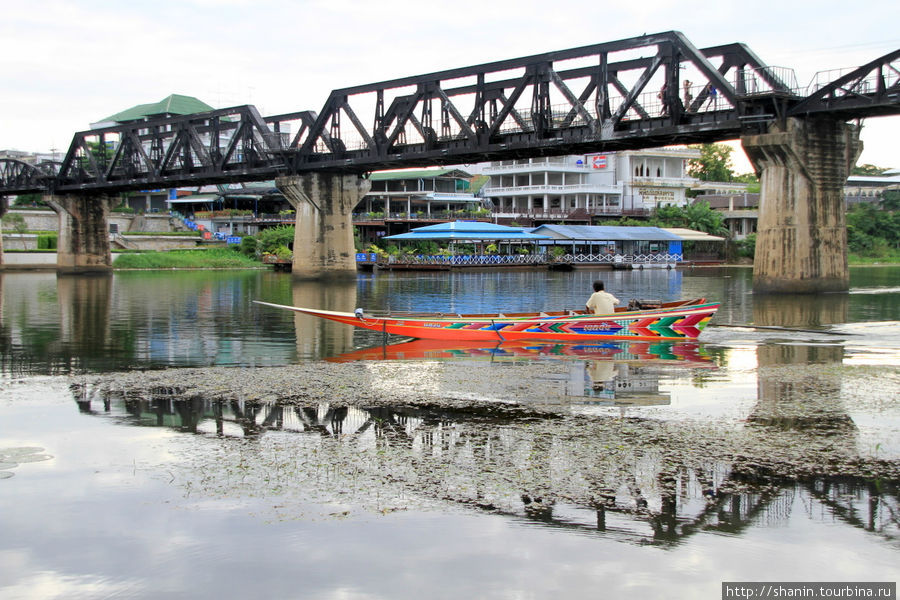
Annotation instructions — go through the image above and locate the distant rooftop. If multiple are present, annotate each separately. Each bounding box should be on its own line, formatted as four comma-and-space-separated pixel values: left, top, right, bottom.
96, 94, 216, 125
369, 168, 471, 181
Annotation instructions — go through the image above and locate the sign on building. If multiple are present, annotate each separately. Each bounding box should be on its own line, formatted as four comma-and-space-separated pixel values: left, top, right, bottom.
590, 155, 608, 169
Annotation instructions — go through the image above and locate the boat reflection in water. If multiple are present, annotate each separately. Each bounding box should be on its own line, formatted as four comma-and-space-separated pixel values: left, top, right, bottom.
327, 338, 717, 407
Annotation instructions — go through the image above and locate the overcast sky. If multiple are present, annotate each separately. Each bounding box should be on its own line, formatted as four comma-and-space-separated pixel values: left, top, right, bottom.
2, 0, 897, 173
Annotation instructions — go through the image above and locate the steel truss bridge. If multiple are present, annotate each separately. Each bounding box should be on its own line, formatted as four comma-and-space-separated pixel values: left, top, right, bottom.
1, 31, 898, 196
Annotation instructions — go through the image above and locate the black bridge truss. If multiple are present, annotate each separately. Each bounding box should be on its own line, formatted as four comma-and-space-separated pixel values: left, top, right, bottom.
1, 31, 898, 196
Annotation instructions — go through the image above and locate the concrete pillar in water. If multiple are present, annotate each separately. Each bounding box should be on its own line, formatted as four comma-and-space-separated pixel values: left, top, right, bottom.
741, 117, 862, 294
0, 196, 6, 266
275, 174, 371, 279
45, 194, 117, 272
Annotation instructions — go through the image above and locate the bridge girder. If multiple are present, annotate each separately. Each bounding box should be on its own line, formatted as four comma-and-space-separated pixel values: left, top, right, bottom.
788, 49, 900, 118
1, 31, 897, 196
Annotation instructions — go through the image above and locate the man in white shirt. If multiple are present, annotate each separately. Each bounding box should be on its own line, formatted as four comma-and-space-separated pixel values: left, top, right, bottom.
585, 280, 620, 315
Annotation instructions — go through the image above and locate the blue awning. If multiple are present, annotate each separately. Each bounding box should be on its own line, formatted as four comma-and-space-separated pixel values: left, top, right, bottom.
384, 220, 550, 241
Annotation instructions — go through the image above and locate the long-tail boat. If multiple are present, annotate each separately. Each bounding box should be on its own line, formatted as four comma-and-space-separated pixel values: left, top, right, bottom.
255, 298, 719, 342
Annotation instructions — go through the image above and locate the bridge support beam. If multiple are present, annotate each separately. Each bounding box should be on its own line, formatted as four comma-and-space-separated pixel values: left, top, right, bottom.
276, 174, 371, 279
45, 194, 117, 272
742, 117, 862, 294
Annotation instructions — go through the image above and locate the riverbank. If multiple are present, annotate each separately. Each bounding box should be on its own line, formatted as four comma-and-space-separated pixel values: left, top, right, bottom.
111, 248, 264, 269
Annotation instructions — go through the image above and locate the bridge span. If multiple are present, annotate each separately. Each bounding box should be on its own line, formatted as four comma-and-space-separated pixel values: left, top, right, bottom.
1, 31, 898, 290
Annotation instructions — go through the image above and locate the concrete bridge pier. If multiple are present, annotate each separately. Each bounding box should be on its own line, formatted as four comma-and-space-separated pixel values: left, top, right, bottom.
741, 117, 862, 294
0, 196, 6, 266
276, 174, 371, 279
45, 194, 117, 272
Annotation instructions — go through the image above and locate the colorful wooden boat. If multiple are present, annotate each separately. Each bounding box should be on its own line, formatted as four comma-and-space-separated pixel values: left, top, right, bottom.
255, 298, 719, 342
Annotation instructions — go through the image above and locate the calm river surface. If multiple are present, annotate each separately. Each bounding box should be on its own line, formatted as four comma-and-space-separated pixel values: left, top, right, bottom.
1, 266, 898, 599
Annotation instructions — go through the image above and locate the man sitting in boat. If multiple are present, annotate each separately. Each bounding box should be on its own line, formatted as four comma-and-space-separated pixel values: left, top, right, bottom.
585, 280, 620, 315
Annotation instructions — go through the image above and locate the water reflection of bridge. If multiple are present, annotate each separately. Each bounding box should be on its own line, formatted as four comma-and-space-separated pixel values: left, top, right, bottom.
72, 384, 898, 548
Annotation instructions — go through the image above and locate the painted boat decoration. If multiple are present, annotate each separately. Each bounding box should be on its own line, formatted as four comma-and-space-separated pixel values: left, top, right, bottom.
326, 338, 715, 365
255, 298, 719, 342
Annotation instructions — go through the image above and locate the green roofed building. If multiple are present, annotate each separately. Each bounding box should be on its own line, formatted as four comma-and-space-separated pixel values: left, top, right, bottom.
360, 167, 483, 217
89, 94, 217, 213
91, 94, 216, 128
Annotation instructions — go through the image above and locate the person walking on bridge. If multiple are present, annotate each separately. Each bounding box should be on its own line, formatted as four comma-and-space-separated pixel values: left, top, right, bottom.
586, 280, 620, 315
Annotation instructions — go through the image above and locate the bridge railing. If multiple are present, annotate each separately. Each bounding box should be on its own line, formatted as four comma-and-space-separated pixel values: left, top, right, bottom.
737, 66, 800, 96
806, 60, 900, 96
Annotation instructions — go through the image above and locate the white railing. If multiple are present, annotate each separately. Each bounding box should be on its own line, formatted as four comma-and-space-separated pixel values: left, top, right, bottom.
482, 161, 591, 173
382, 254, 546, 266
483, 183, 609, 194
559, 253, 682, 264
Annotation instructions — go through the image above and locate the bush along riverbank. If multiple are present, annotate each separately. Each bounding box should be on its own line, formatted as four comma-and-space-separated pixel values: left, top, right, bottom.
112, 248, 265, 269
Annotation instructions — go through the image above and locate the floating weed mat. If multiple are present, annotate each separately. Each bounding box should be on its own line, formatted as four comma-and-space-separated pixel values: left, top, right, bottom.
76, 361, 900, 535
0, 447, 53, 479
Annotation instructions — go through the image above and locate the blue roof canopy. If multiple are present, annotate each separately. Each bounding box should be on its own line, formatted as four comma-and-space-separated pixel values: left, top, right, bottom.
529, 224, 682, 242
384, 220, 550, 241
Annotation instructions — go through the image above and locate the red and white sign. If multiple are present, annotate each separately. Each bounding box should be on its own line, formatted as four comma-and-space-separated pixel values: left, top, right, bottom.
591, 155, 607, 169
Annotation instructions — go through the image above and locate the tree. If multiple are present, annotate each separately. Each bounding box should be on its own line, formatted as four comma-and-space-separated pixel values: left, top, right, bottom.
650, 201, 728, 236
880, 189, 900, 212
846, 197, 899, 256
683, 201, 728, 236
851, 164, 890, 176
687, 143, 735, 182
257, 225, 295, 254
1, 212, 28, 235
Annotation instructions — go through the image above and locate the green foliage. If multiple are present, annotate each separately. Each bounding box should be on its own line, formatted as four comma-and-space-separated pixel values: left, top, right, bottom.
687, 143, 735, 182
1, 212, 28, 234
735, 233, 756, 258
649, 201, 728, 236
732, 172, 758, 183
13, 193, 44, 207
37, 234, 58, 250
732, 172, 760, 193
273, 245, 293, 260
113, 248, 263, 269
256, 225, 295, 254
194, 209, 253, 218
846, 198, 899, 257
851, 163, 890, 176
111, 204, 135, 213
597, 217, 647, 227
880, 189, 900, 211
238, 235, 258, 257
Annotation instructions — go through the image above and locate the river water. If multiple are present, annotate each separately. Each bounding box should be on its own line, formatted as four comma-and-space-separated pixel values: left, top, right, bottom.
1, 267, 898, 599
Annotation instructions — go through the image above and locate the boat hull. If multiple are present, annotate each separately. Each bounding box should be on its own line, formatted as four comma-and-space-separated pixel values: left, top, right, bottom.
255, 300, 719, 342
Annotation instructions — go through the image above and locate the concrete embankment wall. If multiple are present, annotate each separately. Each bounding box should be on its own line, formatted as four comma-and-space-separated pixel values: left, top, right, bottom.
1, 210, 176, 233
0, 252, 57, 268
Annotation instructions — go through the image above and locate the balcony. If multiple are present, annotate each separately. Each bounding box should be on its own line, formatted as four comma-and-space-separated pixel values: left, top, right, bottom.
484, 183, 620, 196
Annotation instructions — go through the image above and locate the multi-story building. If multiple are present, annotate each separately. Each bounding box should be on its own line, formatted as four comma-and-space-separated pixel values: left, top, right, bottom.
480, 147, 701, 224
356, 168, 486, 218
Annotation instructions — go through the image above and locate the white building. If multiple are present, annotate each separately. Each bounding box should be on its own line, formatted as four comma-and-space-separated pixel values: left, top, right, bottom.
481, 147, 701, 222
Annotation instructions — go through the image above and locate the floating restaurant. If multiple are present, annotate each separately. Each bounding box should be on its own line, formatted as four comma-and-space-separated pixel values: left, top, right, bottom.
365, 221, 724, 270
